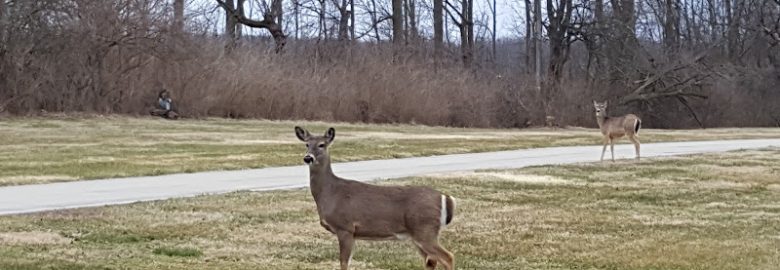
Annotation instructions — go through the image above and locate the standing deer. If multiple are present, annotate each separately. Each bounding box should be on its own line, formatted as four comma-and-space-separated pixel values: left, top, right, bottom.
593, 100, 642, 161
295, 126, 456, 270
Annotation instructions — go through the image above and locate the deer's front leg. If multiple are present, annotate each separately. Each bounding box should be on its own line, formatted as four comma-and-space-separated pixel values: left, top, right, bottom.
320, 220, 335, 233
610, 139, 616, 162
336, 230, 355, 270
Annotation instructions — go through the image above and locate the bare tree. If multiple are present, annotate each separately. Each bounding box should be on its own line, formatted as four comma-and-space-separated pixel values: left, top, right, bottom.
333, 0, 351, 40
216, 0, 287, 52
662, 0, 679, 50
445, 0, 474, 67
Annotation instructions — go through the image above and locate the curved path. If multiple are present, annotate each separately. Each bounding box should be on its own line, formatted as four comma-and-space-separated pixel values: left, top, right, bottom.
1, 139, 778, 215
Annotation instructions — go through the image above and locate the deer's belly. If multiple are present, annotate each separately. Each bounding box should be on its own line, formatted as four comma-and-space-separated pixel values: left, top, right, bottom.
610, 132, 626, 139
355, 233, 410, 241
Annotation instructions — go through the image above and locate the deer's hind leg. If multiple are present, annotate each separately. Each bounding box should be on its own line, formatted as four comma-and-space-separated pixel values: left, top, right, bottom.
415, 245, 438, 270
628, 135, 641, 160
412, 230, 454, 270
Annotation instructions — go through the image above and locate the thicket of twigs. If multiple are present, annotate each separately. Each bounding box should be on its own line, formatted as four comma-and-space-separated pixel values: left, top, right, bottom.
0, 0, 778, 128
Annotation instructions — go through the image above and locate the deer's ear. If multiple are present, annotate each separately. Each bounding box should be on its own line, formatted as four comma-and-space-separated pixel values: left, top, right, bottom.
603, 100, 608, 107
294, 126, 310, 141
324, 127, 336, 143
593, 100, 598, 107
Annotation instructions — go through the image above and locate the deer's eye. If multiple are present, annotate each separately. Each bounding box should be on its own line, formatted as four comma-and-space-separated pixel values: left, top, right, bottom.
318, 143, 326, 148
305, 143, 309, 148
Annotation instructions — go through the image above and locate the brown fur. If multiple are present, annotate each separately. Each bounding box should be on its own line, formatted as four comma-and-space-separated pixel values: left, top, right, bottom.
593, 100, 642, 161
295, 126, 456, 270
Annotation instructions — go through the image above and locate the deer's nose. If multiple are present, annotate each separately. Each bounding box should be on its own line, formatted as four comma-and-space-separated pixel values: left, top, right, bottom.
303, 155, 314, 164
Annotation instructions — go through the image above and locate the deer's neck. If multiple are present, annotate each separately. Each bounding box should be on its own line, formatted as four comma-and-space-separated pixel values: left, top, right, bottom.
596, 115, 608, 129
308, 158, 337, 201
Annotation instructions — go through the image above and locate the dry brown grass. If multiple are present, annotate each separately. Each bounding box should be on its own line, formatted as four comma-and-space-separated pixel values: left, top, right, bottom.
2, 116, 779, 186
0, 148, 778, 269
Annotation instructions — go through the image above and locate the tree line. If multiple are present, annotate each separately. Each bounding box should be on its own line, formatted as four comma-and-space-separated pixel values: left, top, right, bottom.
0, 0, 778, 128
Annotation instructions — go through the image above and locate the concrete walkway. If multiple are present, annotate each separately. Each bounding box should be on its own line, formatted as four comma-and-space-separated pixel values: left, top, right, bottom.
1, 139, 778, 215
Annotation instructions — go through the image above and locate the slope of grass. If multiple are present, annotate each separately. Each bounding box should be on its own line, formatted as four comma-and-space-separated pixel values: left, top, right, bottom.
0, 149, 778, 269
1, 115, 778, 186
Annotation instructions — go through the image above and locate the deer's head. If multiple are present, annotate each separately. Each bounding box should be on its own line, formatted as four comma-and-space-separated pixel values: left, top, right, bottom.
593, 100, 608, 118
294, 126, 335, 166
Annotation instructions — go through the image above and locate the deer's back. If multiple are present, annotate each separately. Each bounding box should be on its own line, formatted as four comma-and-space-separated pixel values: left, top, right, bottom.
318, 180, 443, 239
603, 114, 641, 137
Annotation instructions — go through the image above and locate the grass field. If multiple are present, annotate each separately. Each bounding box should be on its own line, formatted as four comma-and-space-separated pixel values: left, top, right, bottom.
1, 115, 779, 186
0, 148, 778, 269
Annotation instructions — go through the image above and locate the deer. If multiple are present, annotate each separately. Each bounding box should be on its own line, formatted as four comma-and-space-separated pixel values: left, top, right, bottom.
593, 100, 642, 161
294, 126, 457, 270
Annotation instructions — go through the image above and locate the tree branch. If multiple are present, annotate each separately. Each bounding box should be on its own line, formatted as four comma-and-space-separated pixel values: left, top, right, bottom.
443, 2, 463, 28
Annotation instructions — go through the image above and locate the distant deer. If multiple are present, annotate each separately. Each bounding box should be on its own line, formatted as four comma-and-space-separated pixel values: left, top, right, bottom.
295, 126, 457, 270
593, 100, 642, 161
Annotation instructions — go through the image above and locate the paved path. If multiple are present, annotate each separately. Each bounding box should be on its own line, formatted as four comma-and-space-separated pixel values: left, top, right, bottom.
1, 139, 778, 215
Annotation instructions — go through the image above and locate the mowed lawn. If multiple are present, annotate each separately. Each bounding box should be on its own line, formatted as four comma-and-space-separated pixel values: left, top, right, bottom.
0, 149, 778, 269
1, 115, 779, 186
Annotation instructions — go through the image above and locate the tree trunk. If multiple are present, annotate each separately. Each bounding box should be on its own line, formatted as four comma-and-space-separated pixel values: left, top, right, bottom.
392, 0, 403, 44
607, 0, 637, 82
434, 0, 443, 61
338, 0, 350, 40
459, 0, 473, 67
173, 0, 184, 32
533, 0, 542, 94
370, 0, 381, 42
664, 0, 678, 50
491, 0, 496, 62
273, 0, 283, 32
725, 0, 742, 60
525, 0, 532, 73
467, 0, 474, 61
406, 0, 418, 42
707, 0, 717, 43
545, 0, 573, 117
236, 0, 245, 38
294, 0, 300, 39
320, 0, 327, 39
350, 0, 355, 40
224, 0, 238, 51
0, 0, 5, 46
445, 10, 450, 43
593, 0, 605, 76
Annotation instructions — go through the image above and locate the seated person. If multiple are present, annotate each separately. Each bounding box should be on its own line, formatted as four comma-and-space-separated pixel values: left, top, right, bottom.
158, 89, 173, 111
150, 89, 178, 119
